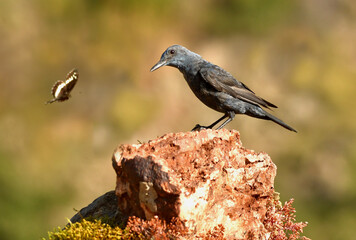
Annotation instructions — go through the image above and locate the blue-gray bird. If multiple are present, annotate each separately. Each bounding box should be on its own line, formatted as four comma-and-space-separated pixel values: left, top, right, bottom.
150, 45, 297, 132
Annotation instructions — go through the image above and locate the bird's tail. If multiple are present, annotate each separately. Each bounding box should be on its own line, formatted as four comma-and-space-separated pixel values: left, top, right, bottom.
264, 111, 297, 132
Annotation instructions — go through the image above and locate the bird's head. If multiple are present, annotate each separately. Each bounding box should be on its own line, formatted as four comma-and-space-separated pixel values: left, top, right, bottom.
150, 45, 200, 72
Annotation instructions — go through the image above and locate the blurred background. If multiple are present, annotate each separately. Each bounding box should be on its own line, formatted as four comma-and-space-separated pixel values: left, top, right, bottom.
0, 0, 355, 239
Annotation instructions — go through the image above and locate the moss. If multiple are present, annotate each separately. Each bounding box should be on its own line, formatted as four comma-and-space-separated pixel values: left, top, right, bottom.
45, 219, 134, 240
44, 216, 188, 240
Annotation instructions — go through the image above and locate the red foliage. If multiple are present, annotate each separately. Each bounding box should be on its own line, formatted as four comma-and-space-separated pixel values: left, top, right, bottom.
198, 224, 225, 240
125, 198, 309, 239
264, 198, 310, 240
126, 216, 226, 239
126, 216, 188, 239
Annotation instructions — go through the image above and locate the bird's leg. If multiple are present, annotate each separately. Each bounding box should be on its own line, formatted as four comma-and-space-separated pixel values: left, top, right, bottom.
207, 114, 229, 128
191, 114, 228, 131
216, 112, 235, 130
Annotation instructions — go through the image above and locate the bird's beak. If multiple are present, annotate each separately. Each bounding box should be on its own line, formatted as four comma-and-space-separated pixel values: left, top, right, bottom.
150, 60, 167, 72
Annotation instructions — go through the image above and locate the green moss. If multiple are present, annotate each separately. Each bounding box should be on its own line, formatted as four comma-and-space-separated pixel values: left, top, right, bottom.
45, 219, 136, 240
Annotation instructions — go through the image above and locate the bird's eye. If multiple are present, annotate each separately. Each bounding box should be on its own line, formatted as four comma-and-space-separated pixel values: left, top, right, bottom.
169, 49, 175, 54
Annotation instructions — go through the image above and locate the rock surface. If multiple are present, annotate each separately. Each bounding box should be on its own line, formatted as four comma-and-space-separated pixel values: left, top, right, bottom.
112, 129, 277, 239
70, 191, 122, 224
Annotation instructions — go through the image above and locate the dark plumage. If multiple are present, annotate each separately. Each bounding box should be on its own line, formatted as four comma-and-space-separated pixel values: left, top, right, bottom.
150, 45, 296, 132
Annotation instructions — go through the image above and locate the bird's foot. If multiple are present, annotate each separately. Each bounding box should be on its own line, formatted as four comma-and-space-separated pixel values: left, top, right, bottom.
191, 124, 211, 131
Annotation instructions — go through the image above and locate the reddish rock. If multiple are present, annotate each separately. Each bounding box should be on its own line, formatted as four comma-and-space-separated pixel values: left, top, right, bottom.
112, 129, 276, 239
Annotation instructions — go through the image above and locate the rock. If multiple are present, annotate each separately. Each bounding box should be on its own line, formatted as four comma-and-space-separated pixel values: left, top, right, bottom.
70, 191, 123, 224
112, 129, 276, 239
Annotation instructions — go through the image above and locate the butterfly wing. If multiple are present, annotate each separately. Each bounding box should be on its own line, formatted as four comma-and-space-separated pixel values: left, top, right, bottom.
51, 80, 67, 98
64, 69, 79, 93
45, 80, 67, 104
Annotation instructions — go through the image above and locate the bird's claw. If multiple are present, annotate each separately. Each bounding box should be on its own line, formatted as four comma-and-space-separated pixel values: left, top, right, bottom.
191, 124, 209, 131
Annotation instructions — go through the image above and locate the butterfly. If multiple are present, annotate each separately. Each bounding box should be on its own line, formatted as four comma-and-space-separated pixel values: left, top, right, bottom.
46, 69, 79, 104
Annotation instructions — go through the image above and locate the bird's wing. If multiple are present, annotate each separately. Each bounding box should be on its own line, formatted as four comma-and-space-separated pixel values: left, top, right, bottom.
64, 69, 79, 92
199, 65, 277, 109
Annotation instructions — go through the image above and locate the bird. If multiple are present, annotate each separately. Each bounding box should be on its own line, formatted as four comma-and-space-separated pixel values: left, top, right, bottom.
46, 69, 79, 104
150, 45, 297, 132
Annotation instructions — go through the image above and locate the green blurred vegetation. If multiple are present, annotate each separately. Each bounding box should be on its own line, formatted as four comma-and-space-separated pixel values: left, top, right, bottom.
0, 0, 356, 239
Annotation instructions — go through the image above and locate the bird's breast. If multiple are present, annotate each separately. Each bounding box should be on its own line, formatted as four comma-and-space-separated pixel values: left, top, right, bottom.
183, 73, 226, 113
